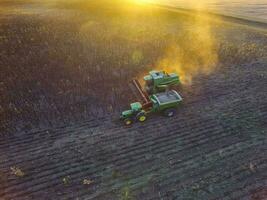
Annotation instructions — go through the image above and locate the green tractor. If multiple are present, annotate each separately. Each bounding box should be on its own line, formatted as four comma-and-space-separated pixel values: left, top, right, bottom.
121, 70, 182, 125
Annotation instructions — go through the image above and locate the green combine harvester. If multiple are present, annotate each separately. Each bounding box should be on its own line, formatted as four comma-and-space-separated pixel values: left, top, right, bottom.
121, 70, 183, 125
144, 70, 180, 94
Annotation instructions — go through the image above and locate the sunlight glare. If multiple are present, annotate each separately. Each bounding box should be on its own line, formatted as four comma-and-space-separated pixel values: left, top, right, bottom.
132, 0, 154, 4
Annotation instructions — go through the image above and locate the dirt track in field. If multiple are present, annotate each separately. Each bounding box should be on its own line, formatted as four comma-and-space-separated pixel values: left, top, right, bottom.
0, 1, 267, 199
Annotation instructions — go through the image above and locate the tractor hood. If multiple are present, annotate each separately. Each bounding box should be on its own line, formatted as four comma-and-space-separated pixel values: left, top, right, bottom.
121, 110, 133, 118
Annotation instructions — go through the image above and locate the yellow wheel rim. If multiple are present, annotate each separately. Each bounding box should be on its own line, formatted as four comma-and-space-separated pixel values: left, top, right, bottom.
125, 120, 131, 125
139, 116, 146, 122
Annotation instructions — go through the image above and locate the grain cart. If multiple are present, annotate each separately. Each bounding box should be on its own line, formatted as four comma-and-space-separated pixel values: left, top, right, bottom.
120, 70, 182, 125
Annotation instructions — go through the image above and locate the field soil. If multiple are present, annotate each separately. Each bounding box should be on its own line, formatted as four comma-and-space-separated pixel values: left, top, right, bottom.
0, 1, 267, 199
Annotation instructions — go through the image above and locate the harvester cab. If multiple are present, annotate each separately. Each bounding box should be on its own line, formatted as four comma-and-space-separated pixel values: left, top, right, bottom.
120, 70, 183, 125
144, 70, 180, 94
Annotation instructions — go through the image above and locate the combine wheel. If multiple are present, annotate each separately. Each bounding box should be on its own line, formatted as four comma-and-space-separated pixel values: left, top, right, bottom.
124, 118, 133, 126
136, 112, 147, 122
164, 108, 176, 117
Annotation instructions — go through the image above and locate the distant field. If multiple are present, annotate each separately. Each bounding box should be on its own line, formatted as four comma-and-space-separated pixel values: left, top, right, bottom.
154, 0, 267, 22
0, 1, 267, 199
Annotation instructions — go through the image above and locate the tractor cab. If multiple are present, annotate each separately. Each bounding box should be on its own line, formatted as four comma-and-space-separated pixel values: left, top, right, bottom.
130, 102, 142, 111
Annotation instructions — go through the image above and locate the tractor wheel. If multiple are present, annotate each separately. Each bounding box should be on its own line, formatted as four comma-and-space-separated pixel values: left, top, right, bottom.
124, 118, 133, 126
164, 108, 176, 117
136, 112, 147, 122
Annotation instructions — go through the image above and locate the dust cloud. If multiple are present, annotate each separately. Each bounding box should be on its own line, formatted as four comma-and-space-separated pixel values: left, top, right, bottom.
156, 2, 219, 85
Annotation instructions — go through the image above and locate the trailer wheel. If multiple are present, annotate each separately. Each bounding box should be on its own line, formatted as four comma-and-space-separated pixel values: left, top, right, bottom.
137, 112, 147, 122
124, 118, 133, 126
164, 108, 176, 117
